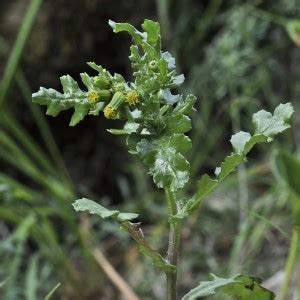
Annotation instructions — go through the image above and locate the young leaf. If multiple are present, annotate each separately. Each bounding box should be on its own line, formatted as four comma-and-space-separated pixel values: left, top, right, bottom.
108, 20, 146, 45
72, 198, 138, 222
108, 122, 140, 135
141, 19, 161, 48
182, 274, 274, 300
253, 102, 294, 140
178, 103, 294, 218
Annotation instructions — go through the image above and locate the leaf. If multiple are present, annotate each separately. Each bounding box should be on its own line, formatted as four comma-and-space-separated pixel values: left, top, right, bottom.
165, 113, 191, 134
253, 102, 294, 140
109, 20, 146, 45
80, 72, 94, 90
141, 19, 161, 48
179, 175, 217, 218
182, 274, 274, 300
180, 154, 243, 217
179, 103, 294, 218
32, 75, 92, 126
230, 131, 251, 155
137, 134, 191, 191
160, 89, 180, 105
72, 198, 138, 222
174, 94, 197, 115
108, 122, 140, 135
69, 104, 89, 126
172, 74, 185, 85
220, 275, 275, 300
161, 51, 176, 69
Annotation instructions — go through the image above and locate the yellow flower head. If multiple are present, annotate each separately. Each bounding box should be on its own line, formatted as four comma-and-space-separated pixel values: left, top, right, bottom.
87, 91, 99, 104
103, 106, 117, 119
125, 90, 140, 106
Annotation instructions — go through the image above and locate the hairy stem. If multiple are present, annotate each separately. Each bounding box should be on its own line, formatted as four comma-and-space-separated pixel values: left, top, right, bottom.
278, 227, 300, 300
165, 188, 182, 300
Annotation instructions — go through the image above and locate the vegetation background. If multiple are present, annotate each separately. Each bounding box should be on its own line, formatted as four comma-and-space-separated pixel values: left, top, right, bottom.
0, 0, 299, 299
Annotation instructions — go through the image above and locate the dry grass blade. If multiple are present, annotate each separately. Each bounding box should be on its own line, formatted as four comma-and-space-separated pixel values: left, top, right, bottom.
93, 248, 139, 300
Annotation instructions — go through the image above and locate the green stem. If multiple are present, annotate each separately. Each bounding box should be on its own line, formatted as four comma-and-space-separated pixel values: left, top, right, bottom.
165, 188, 182, 300
120, 220, 175, 273
278, 227, 299, 300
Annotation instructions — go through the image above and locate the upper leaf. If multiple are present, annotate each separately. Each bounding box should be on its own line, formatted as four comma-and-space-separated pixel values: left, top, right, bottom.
136, 134, 191, 191
109, 20, 146, 45
33, 74, 101, 126
182, 274, 275, 300
253, 103, 294, 140
177, 103, 294, 218
72, 198, 138, 222
141, 19, 161, 48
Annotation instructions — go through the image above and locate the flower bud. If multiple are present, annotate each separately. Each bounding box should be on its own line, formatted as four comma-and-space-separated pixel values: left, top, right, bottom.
103, 106, 118, 119
103, 92, 125, 119
148, 60, 158, 70
93, 76, 110, 89
98, 90, 111, 101
113, 83, 126, 93
87, 91, 100, 104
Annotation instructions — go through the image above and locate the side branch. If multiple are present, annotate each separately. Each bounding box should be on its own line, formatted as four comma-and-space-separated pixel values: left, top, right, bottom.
121, 221, 176, 273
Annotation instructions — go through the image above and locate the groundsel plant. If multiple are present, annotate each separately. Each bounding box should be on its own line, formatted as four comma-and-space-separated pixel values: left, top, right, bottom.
32, 19, 294, 299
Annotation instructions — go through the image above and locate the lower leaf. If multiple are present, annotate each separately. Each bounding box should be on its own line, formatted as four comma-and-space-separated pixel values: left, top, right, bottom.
182, 274, 275, 300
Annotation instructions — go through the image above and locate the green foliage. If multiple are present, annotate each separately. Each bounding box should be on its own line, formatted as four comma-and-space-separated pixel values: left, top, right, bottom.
177, 103, 294, 218
32, 19, 196, 192
73, 198, 138, 222
73, 198, 175, 273
182, 274, 274, 299
31, 17, 294, 300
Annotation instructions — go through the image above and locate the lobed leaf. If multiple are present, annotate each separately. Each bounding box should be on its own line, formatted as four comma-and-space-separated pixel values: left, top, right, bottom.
32, 75, 93, 126
253, 102, 294, 140
141, 19, 161, 48
72, 198, 138, 222
109, 20, 146, 45
108, 122, 140, 135
137, 134, 191, 191
178, 103, 294, 218
182, 274, 274, 300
